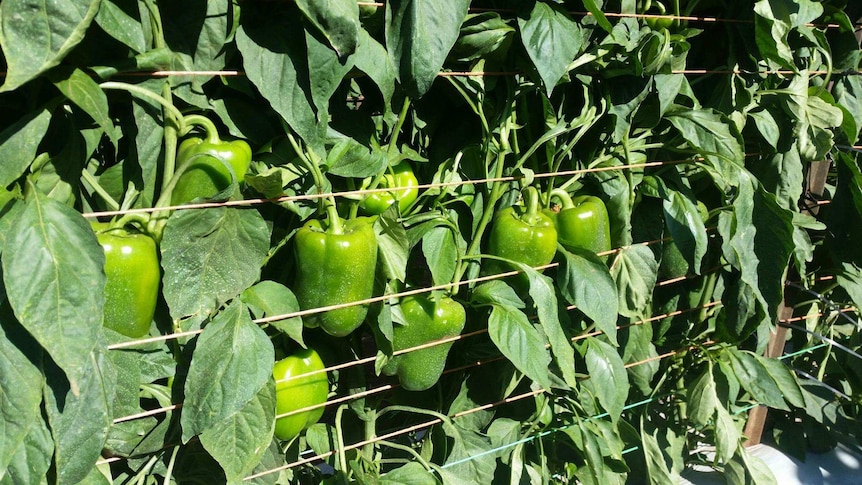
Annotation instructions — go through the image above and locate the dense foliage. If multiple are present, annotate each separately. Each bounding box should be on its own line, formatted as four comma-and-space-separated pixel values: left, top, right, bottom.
1, 0, 861, 483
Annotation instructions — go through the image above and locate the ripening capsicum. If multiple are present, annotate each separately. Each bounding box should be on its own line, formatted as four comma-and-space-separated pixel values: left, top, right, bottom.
91, 222, 160, 338
483, 187, 558, 290
382, 294, 466, 391
273, 348, 329, 441
170, 116, 252, 205
293, 211, 378, 337
359, 161, 419, 215
545, 188, 611, 260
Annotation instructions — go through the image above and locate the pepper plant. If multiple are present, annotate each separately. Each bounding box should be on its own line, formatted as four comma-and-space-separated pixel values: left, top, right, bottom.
0, 0, 861, 484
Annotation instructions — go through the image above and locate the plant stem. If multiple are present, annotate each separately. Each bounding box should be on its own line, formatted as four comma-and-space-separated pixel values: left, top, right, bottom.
99, 82, 184, 126
80, 168, 119, 211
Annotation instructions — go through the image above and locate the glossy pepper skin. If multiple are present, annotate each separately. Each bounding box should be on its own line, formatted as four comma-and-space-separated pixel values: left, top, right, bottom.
170, 136, 252, 205
546, 189, 611, 260
382, 294, 466, 391
484, 187, 558, 290
294, 216, 378, 337
359, 161, 419, 215
273, 349, 329, 441
91, 222, 160, 338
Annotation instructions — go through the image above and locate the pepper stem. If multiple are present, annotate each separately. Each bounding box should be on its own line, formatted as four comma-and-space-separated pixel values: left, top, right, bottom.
549, 188, 576, 210
522, 186, 541, 223
325, 201, 343, 235
181, 114, 221, 144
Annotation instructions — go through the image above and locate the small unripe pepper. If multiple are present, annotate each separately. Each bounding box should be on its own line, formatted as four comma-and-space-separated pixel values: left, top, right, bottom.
359, 161, 419, 215
171, 115, 252, 205
545, 188, 611, 260
91, 222, 160, 338
293, 212, 378, 337
483, 186, 558, 291
273, 348, 329, 441
382, 294, 466, 391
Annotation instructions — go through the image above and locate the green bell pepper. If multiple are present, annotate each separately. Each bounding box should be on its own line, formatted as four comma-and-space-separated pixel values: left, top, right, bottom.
359, 161, 419, 215
91, 222, 160, 338
546, 189, 611, 260
170, 116, 252, 205
273, 348, 329, 441
382, 294, 466, 391
293, 214, 378, 337
484, 187, 558, 291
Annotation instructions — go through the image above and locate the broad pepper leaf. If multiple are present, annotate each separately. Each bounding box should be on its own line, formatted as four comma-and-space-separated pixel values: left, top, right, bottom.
0, 410, 53, 485
656, 180, 708, 275
241, 281, 305, 348
181, 301, 274, 442
687, 367, 718, 427
295, 0, 359, 58
306, 27, 355, 116
43, 348, 116, 485
50, 67, 121, 148
726, 349, 788, 411
352, 29, 397, 114
0, 319, 45, 477
95, 0, 147, 53
237, 7, 324, 148
0, 0, 101, 92
200, 379, 276, 484
380, 462, 437, 485
422, 225, 458, 287
518, 1, 584, 96
2, 191, 105, 396
582, 337, 628, 424
487, 304, 552, 390
557, 247, 619, 343
610, 245, 658, 320
161, 207, 269, 321
0, 105, 54, 188
385, 0, 471, 97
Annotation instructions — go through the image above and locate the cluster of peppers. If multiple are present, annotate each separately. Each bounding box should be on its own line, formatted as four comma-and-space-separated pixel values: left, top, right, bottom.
484, 186, 612, 290
94, 116, 252, 339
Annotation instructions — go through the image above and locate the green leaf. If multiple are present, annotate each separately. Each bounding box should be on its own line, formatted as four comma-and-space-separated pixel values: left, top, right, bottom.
558, 247, 619, 342
374, 209, 410, 282
1, 191, 105, 395
721, 178, 795, 331
385, 0, 471, 97
688, 368, 717, 427
181, 301, 274, 442
241, 281, 305, 348
161, 207, 270, 320
487, 304, 552, 390
640, 426, 683, 484
423, 225, 457, 287
518, 1, 584, 96
95, 0, 147, 53
237, 8, 324, 147
440, 421, 495, 485
666, 107, 745, 186
517, 265, 578, 388
714, 405, 741, 463
381, 462, 437, 485
610, 245, 658, 320
44, 348, 116, 485
580, 0, 613, 34
621, 323, 658, 395
200, 379, 276, 485
0, 0, 101, 92
726, 349, 788, 411
51, 67, 121, 147
0, 411, 53, 485
753, 0, 823, 70
756, 354, 805, 409
657, 182, 708, 275
0, 320, 45, 477
470, 281, 525, 309
325, 138, 388, 178
295, 0, 359, 58
352, 29, 397, 111
0, 105, 54, 188
306, 27, 355, 116
583, 338, 628, 423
